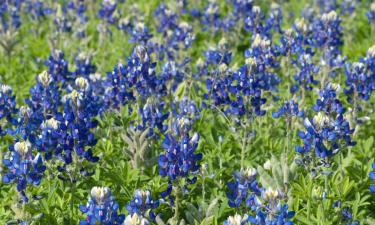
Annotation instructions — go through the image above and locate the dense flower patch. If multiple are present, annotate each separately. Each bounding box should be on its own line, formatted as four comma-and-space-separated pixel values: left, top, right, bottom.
0, 0, 375, 224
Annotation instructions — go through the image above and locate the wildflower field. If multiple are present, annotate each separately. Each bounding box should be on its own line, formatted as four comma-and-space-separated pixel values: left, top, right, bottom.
1, 0, 375, 224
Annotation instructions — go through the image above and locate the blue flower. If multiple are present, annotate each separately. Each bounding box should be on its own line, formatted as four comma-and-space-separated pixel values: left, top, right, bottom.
272, 99, 304, 119
126, 190, 159, 221
138, 98, 169, 137
80, 187, 125, 225
158, 132, 202, 181
0, 1, 22, 31
25, 71, 61, 131
0, 84, 17, 127
370, 162, 375, 193
344, 62, 375, 102
98, 0, 118, 25
226, 168, 261, 208
296, 84, 355, 159
103, 63, 134, 111
45, 49, 71, 85
2, 140, 46, 202
290, 52, 319, 93
73, 53, 97, 79
226, 169, 294, 224
366, 3, 375, 23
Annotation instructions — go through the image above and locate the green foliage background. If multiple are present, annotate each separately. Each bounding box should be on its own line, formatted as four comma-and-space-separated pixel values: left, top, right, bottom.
0, 0, 375, 224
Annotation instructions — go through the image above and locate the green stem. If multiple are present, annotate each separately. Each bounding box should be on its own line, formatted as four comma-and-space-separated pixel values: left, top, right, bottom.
240, 128, 247, 170
70, 181, 75, 225
173, 184, 180, 223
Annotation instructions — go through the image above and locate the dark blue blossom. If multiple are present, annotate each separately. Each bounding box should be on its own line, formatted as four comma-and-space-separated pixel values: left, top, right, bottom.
2, 140, 46, 202
226, 168, 261, 208
98, 0, 118, 25
45, 49, 71, 85
79, 187, 125, 225
313, 83, 344, 114
73, 53, 97, 79
226, 169, 294, 224
0, 0, 22, 32
344, 62, 375, 102
56, 79, 101, 167
0, 84, 17, 125
290, 52, 319, 93
158, 132, 202, 181
103, 63, 134, 110
296, 84, 355, 158
138, 98, 169, 136
312, 11, 345, 71
272, 99, 304, 119
369, 162, 375, 193
126, 190, 159, 221
366, 3, 375, 23
25, 71, 61, 131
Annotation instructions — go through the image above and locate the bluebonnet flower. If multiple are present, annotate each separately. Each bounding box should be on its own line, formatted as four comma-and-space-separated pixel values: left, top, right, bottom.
0, 0, 22, 32
162, 22, 195, 60
226, 169, 294, 224
126, 190, 159, 221
296, 84, 355, 159
25, 71, 61, 130
25, 0, 53, 21
228, 0, 254, 19
344, 62, 375, 102
248, 199, 294, 225
103, 63, 134, 111
126, 22, 153, 45
154, 4, 178, 33
369, 162, 375, 193
224, 214, 249, 225
332, 200, 359, 225
244, 6, 266, 35
290, 52, 319, 93
127, 45, 165, 99
200, 0, 222, 32
36, 117, 62, 160
171, 98, 200, 121
312, 11, 345, 72
56, 78, 101, 169
341, 207, 359, 225
79, 187, 125, 225
45, 49, 71, 85
245, 34, 279, 71
159, 59, 192, 92
66, 0, 88, 24
272, 99, 304, 119
98, 0, 118, 25
53, 1, 88, 37
364, 45, 375, 76
73, 53, 97, 79
268, 4, 283, 34
226, 168, 261, 208
248, 188, 294, 225
312, 83, 344, 114
138, 98, 169, 136
339, 0, 357, 15
0, 84, 17, 124
366, 3, 375, 24
158, 132, 202, 181
314, 0, 338, 14
2, 140, 46, 202
54, 4, 73, 33
205, 47, 232, 66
